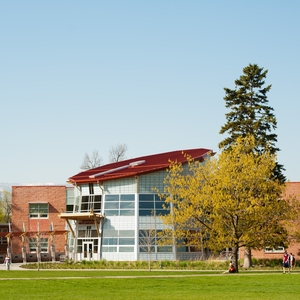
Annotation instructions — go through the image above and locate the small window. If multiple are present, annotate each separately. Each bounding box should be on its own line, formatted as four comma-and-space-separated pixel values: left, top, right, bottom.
29, 238, 48, 252
0, 228, 8, 244
29, 203, 49, 218
264, 246, 284, 253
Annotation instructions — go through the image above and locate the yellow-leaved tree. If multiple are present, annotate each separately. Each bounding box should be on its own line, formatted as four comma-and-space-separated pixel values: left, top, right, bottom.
159, 136, 292, 272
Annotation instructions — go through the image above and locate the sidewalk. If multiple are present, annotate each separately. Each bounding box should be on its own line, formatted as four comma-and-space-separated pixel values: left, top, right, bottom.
1, 263, 26, 270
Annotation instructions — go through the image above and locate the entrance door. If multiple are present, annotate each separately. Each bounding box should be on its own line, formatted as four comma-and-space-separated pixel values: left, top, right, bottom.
83, 242, 93, 260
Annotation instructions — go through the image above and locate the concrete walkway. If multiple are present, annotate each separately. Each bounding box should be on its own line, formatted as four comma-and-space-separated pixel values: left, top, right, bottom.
0, 263, 26, 271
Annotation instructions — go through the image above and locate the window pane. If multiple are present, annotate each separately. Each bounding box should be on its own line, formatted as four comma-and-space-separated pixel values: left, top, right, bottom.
78, 230, 86, 237
139, 202, 154, 209
94, 203, 101, 211
102, 246, 117, 252
119, 230, 135, 237
119, 247, 134, 252
105, 195, 119, 201
105, 202, 119, 209
103, 230, 118, 237
157, 246, 173, 252
155, 201, 169, 209
120, 202, 135, 209
120, 194, 135, 201
103, 238, 118, 245
139, 210, 153, 216
81, 196, 89, 203
119, 238, 135, 245
155, 209, 169, 216
155, 194, 162, 201
66, 188, 74, 197
95, 195, 102, 202
139, 194, 154, 201
120, 210, 135, 216
81, 203, 89, 211
66, 205, 74, 212
105, 210, 119, 216
139, 246, 155, 252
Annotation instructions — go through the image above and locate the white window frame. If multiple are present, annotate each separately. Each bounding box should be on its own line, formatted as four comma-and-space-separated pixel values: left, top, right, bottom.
0, 228, 8, 244
29, 237, 49, 253
29, 203, 49, 218
264, 246, 284, 253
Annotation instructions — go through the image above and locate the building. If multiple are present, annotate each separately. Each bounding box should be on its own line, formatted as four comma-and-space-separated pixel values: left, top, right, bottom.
62, 148, 213, 262
10, 185, 69, 263
249, 182, 300, 261
8, 149, 299, 263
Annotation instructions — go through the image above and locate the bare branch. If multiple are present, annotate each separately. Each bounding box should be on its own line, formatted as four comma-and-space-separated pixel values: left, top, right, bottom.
109, 143, 128, 163
80, 150, 103, 170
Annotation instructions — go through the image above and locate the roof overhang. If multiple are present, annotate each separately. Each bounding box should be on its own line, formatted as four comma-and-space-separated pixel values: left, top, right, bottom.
58, 212, 104, 238
58, 212, 104, 221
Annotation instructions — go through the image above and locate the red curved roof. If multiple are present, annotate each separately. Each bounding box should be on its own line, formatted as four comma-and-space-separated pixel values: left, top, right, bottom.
68, 148, 213, 184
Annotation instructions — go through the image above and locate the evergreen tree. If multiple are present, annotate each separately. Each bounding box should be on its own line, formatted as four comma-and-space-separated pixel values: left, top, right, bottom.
219, 64, 285, 182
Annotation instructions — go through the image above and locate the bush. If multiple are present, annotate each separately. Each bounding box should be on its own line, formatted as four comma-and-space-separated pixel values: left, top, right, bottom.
20, 258, 284, 271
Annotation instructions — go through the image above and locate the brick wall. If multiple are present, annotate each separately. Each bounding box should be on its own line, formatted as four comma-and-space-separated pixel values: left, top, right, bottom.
249, 182, 300, 261
11, 185, 67, 255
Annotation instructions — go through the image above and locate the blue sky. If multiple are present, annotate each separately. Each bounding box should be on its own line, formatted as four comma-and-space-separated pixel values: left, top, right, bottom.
1, 1, 299, 184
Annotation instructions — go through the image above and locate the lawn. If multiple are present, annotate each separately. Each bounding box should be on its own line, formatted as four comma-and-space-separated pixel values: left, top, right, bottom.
0, 270, 299, 300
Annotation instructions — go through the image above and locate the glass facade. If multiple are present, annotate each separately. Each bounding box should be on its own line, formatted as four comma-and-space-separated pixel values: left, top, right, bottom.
102, 230, 135, 252
139, 229, 172, 253
138, 194, 169, 216
104, 194, 135, 216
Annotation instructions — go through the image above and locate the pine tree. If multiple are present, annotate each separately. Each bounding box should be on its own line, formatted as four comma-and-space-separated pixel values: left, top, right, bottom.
219, 64, 285, 182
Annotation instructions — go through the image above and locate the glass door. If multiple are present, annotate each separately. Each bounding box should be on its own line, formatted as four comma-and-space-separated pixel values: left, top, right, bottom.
83, 241, 93, 260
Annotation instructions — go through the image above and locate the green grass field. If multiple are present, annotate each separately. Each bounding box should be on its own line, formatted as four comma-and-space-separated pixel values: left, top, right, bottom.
0, 270, 299, 300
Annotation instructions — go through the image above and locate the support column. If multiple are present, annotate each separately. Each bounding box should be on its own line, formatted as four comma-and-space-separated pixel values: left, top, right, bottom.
22, 246, 27, 263
7, 246, 12, 261
50, 244, 56, 262
64, 243, 69, 259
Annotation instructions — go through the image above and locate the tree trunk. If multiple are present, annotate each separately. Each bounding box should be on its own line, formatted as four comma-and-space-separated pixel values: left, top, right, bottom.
231, 246, 239, 273
148, 252, 151, 272
243, 247, 252, 269
200, 231, 205, 260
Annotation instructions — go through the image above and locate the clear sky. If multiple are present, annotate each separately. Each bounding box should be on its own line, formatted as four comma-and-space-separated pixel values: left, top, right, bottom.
1, 1, 299, 184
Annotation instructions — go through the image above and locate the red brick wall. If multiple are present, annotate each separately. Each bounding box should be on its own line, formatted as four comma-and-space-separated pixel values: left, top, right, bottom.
11, 186, 67, 254
248, 182, 300, 261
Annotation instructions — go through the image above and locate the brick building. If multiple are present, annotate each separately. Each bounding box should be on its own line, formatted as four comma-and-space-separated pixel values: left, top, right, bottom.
247, 182, 300, 261
10, 185, 69, 263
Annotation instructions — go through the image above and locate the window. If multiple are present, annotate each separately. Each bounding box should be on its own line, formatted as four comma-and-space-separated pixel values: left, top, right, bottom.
139, 229, 172, 253
29, 203, 49, 218
104, 194, 135, 216
29, 238, 48, 252
80, 195, 102, 213
66, 188, 75, 212
102, 229, 135, 252
139, 194, 169, 216
264, 246, 284, 253
0, 228, 8, 244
